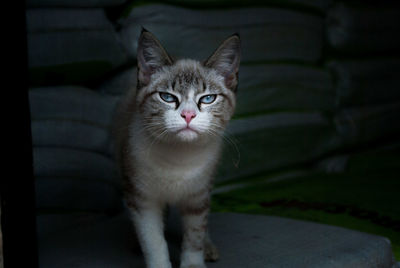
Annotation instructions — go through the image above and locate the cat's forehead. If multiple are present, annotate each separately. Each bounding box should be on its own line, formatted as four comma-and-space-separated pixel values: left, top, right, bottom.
171, 59, 204, 74
167, 59, 219, 94
171, 59, 204, 80
148, 59, 224, 97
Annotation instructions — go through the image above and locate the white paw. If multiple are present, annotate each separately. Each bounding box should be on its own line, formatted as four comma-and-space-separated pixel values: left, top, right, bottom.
181, 249, 207, 268
148, 261, 172, 268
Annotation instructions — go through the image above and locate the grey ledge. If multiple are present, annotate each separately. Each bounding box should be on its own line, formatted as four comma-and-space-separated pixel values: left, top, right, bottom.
38, 212, 397, 268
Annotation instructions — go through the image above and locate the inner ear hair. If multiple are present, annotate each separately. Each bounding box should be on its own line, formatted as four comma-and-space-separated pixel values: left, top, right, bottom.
137, 28, 174, 86
204, 34, 241, 91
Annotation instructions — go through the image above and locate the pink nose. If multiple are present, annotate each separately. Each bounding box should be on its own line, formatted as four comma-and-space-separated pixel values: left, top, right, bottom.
181, 110, 196, 124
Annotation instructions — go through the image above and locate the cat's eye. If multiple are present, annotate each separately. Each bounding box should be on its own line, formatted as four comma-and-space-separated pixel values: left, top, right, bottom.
159, 92, 178, 103
199, 94, 217, 105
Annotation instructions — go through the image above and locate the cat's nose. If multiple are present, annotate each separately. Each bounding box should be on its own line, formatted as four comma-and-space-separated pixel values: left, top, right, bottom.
181, 110, 196, 124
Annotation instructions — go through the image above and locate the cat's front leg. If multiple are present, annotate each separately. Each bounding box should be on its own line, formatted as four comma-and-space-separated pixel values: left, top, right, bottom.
204, 232, 219, 262
179, 198, 210, 268
128, 200, 172, 268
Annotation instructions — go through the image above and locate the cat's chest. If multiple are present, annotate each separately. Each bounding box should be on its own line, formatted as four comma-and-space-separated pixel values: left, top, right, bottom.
131, 141, 218, 197
142, 147, 213, 181
139, 153, 211, 202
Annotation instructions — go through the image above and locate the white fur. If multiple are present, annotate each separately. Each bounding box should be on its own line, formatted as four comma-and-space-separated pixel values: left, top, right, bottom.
131, 208, 171, 268
181, 250, 206, 268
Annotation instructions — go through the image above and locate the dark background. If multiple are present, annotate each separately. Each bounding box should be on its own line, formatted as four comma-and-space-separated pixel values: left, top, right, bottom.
2, 0, 400, 267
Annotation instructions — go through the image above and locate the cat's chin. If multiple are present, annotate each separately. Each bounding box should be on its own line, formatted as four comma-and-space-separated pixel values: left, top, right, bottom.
176, 128, 199, 142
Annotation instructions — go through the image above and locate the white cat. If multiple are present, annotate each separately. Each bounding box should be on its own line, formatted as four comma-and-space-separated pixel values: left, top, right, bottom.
114, 29, 240, 268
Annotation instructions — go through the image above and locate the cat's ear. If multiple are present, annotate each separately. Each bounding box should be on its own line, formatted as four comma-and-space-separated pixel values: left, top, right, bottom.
204, 34, 241, 91
137, 28, 173, 87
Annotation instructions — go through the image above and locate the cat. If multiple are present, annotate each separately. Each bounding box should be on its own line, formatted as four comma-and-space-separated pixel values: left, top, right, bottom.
114, 28, 240, 268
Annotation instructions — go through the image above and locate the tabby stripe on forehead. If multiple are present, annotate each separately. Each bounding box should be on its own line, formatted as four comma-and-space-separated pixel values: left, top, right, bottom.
138, 91, 158, 110
201, 80, 207, 93
171, 79, 176, 91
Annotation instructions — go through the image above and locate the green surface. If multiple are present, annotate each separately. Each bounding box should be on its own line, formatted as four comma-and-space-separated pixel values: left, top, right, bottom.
212, 147, 400, 259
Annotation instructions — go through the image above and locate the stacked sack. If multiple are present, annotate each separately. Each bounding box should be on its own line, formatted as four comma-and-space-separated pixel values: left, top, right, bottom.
326, 2, 400, 148
26, 0, 130, 239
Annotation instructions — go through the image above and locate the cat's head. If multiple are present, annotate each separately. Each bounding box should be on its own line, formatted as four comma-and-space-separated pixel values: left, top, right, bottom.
135, 29, 240, 144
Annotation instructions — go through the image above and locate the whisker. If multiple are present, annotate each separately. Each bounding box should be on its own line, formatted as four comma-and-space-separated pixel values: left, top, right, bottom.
205, 127, 241, 168
145, 128, 169, 160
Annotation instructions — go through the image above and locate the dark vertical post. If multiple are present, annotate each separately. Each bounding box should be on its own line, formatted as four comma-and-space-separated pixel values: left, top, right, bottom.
0, 0, 39, 267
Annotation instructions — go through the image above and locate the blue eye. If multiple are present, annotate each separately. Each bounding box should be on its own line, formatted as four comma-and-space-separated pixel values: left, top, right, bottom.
159, 92, 177, 103
200, 94, 217, 104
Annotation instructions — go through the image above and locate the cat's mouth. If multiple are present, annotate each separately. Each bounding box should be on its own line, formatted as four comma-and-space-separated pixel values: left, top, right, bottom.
176, 126, 200, 141
178, 126, 198, 134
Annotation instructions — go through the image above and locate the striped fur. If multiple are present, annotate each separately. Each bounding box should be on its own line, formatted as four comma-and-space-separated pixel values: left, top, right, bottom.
114, 29, 240, 268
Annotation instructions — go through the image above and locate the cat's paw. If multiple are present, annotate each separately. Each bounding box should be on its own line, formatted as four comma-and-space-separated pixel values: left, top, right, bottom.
181, 249, 207, 268
204, 241, 219, 262
180, 257, 206, 268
